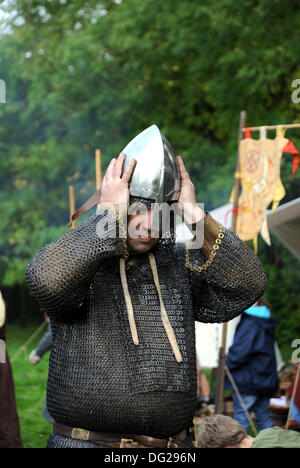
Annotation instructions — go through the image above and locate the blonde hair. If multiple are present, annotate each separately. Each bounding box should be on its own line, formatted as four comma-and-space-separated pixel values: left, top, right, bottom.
197, 415, 248, 448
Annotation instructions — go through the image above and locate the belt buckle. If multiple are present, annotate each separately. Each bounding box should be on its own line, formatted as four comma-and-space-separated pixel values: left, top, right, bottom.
71, 427, 90, 441
167, 436, 182, 448
167, 437, 174, 448
120, 438, 139, 448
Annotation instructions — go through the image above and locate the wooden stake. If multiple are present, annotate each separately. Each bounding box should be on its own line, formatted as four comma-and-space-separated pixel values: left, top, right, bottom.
95, 149, 102, 208
215, 110, 247, 415
68, 185, 76, 230
232, 110, 247, 233
285, 364, 300, 429
95, 149, 102, 190
225, 365, 258, 436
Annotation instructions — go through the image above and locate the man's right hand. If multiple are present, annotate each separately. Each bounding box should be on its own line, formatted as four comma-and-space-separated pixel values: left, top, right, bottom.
99, 152, 136, 219
29, 350, 41, 366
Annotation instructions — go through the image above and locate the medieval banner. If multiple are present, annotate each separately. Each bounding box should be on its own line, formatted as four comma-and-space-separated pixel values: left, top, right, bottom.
236, 130, 299, 243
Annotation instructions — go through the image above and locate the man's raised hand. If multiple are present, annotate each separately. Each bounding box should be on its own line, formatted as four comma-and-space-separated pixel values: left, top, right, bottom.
99, 152, 136, 218
177, 156, 205, 225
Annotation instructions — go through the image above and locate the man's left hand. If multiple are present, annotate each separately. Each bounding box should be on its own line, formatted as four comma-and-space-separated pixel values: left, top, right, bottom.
176, 156, 205, 225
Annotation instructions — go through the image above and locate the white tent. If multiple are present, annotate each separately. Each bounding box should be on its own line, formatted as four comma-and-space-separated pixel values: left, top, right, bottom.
178, 197, 300, 259
176, 199, 300, 369
267, 198, 300, 261
195, 318, 241, 369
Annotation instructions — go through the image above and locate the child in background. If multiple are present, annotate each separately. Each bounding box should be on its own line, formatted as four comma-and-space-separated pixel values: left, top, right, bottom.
225, 297, 278, 432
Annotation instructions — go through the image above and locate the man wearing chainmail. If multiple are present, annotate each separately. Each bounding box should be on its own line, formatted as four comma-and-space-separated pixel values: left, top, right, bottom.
26, 126, 267, 448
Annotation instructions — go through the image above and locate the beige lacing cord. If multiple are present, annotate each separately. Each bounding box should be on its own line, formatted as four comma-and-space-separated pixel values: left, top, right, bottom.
119, 254, 183, 363
148, 253, 183, 363
120, 258, 139, 346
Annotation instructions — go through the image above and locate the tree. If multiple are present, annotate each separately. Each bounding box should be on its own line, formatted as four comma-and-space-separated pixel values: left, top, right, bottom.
0, 0, 299, 341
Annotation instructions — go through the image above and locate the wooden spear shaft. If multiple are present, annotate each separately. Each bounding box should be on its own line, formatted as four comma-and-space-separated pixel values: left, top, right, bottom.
95, 149, 102, 208
215, 110, 247, 415
285, 364, 300, 429
69, 185, 76, 230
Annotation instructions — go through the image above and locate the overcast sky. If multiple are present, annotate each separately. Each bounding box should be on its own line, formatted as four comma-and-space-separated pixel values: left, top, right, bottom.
0, 1, 16, 36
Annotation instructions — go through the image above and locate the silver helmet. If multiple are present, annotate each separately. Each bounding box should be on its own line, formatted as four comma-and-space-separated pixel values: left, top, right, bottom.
69, 125, 180, 229
122, 125, 180, 204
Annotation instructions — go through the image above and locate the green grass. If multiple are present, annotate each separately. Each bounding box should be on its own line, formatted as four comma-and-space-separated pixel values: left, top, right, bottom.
6, 325, 52, 448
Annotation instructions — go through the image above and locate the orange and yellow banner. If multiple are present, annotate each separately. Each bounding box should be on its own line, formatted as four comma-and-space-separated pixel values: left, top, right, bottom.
232, 127, 299, 244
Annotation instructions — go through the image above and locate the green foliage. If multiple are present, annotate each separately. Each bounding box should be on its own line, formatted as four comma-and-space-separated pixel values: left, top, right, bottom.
0, 0, 299, 344
6, 325, 52, 448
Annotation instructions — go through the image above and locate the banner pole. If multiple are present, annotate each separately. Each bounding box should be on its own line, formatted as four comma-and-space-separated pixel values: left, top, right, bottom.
215, 110, 247, 415
95, 149, 102, 209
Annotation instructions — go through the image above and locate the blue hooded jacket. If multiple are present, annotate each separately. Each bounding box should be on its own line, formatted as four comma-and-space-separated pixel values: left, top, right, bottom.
225, 308, 279, 396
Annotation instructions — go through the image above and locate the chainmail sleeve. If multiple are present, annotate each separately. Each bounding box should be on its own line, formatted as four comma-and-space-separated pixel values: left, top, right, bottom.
181, 213, 267, 323
26, 209, 127, 321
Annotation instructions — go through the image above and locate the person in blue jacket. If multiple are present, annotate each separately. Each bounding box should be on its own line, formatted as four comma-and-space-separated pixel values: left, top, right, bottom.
225, 297, 279, 432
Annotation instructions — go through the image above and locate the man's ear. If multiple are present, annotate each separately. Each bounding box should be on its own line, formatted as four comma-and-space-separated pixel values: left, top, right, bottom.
0, 292, 6, 328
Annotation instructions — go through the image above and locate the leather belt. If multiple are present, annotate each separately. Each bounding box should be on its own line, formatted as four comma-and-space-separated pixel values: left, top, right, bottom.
53, 423, 188, 448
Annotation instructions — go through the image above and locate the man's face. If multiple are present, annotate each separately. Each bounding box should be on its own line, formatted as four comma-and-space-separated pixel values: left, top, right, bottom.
127, 206, 159, 254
